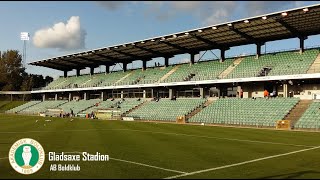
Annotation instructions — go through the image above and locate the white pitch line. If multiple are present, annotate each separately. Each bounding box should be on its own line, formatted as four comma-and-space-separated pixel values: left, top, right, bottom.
110, 129, 315, 148
164, 145, 320, 179
67, 151, 185, 174
0, 128, 314, 148
109, 157, 186, 174
0, 151, 185, 174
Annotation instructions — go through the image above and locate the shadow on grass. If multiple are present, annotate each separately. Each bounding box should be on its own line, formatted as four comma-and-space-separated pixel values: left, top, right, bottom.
259, 170, 320, 179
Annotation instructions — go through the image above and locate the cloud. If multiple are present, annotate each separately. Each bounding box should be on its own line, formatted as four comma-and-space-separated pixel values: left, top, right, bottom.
94, 1, 318, 26
95, 1, 126, 10
170, 1, 202, 11
245, 1, 303, 17
198, 1, 237, 25
138, 1, 237, 25
33, 16, 86, 51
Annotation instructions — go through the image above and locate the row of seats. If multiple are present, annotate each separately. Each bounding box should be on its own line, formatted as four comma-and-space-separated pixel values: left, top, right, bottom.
54, 99, 101, 114
163, 59, 234, 83
6, 98, 145, 116
128, 98, 206, 121
227, 49, 319, 78
116, 98, 145, 114
295, 101, 320, 129
5, 97, 320, 130
19, 100, 68, 115
6, 101, 41, 113
189, 98, 299, 127
82, 100, 117, 114
43, 49, 319, 90
117, 67, 174, 85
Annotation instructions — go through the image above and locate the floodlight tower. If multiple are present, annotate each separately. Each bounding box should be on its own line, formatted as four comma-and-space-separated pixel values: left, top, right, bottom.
20, 32, 30, 68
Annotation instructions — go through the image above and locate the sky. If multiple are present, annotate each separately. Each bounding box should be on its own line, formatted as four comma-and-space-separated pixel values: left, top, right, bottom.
0, 1, 320, 79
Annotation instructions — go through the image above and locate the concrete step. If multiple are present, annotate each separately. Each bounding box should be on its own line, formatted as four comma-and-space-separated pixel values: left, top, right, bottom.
114, 71, 134, 85
284, 100, 312, 126
123, 100, 149, 116
307, 53, 320, 73
186, 98, 216, 121
159, 65, 180, 82
53, 79, 68, 88
218, 57, 244, 79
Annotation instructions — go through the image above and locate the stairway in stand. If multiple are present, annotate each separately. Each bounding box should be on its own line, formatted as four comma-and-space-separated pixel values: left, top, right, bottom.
185, 98, 217, 121
218, 57, 244, 79
158, 65, 181, 83
307, 53, 320, 73
284, 100, 312, 127
122, 99, 150, 116
114, 71, 134, 85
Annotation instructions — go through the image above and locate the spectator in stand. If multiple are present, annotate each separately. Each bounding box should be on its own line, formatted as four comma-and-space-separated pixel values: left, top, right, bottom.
91, 111, 95, 119
264, 89, 269, 98
70, 108, 74, 117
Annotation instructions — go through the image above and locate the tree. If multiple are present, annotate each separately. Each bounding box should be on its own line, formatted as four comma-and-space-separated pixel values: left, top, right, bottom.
0, 50, 24, 91
20, 73, 33, 91
0, 49, 53, 91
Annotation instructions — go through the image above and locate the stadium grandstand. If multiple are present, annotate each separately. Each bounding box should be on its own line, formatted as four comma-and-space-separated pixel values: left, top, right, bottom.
7, 3, 320, 131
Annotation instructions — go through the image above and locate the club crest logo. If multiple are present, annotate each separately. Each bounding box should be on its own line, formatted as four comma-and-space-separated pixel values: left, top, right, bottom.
9, 138, 45, 175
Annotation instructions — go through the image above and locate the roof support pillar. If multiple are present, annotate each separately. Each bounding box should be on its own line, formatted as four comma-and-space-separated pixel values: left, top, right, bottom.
123, 62, 127, 72
76, 69, 80, 77
299, 36, 307, 54
256, 42, 264, 59
164, 57, 170, 67
142, 60, 147, 71
219, 47, 230, 62
83, 92, 88, 100
90, 67, 94, 76
220, 49, 226, 62
63, 71, 68, 78
190, 52, 199, 65
105, 65, 109, 74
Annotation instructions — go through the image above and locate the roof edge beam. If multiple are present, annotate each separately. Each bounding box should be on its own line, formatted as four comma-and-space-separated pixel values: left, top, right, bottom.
77, 56, 108, 65
111, 49, 141, 60
133, 44, 165, 57
275, 18, 302, 37
58, 59, 82, 67
43, 61, 71, 71
229, 26, 258, 44
159, 40, 191, 52
92, 53, 120, 65
71, 56, 97, 66
190, 33, 222, 48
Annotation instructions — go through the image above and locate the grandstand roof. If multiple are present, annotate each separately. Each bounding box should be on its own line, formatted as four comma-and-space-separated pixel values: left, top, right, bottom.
30, 3, 320, 71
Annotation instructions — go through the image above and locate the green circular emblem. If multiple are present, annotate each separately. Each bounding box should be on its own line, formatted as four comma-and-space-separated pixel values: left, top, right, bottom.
9, 138, 45, 175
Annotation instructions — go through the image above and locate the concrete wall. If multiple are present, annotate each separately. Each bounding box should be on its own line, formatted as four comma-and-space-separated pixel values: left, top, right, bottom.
251, 84, 265, 98
293, 84, 320, 100
242, 83, 264, 98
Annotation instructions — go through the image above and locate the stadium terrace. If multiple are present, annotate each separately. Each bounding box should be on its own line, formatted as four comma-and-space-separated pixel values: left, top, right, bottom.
5, 3, 320, 131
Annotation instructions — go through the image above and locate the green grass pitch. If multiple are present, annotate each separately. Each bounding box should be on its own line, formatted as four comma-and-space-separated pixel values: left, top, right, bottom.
0, 114, 320, 179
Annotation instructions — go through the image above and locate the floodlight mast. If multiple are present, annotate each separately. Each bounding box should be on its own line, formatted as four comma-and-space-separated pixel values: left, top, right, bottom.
20, 32, 29, 68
